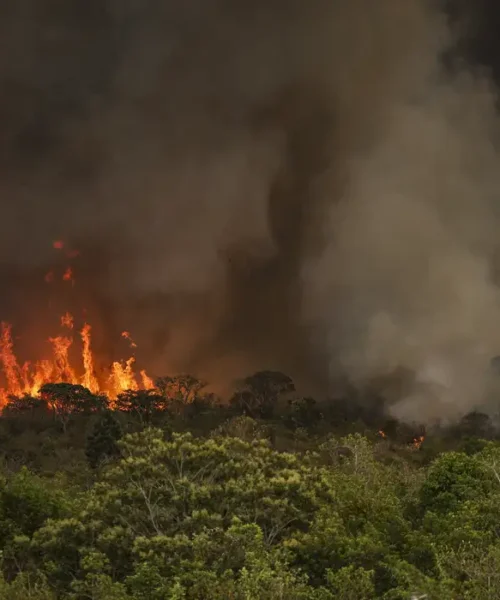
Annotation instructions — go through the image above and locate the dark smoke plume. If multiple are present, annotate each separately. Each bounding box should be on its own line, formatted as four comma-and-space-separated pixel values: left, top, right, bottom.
1, 1, 500, 421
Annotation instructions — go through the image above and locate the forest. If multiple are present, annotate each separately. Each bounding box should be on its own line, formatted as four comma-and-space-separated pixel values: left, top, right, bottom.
0, 371, 497, 599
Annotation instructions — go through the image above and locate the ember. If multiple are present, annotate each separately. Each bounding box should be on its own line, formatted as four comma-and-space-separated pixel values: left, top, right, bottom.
62, 267, 73, 282
412, 436, 425, 450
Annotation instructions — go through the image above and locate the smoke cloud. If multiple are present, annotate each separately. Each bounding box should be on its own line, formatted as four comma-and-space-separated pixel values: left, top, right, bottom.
1, 0, 500, 421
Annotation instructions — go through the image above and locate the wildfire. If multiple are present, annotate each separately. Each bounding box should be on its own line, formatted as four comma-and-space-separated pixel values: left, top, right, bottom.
0, 318, 154, 408
61, 313, 74, 329
0, 241, 157, 409
412, 436, 425, 450
121, 331, 138, 349
378, 430, 387, 439
81, 323, 99, 394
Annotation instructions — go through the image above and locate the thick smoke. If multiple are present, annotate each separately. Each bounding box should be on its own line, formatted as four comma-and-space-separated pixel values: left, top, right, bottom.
302, 5, 500, 423
0, 1, 499, 420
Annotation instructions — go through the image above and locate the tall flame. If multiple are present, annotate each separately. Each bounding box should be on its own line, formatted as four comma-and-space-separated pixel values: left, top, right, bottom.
109, 357, 139, 396
0, 241, 155, 408
0, 318, 154, 408
81, 323, 99, 394
0, 323, 23, 399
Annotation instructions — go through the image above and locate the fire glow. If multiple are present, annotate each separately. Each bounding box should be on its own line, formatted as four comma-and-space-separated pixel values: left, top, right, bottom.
0, 241, 155, 408
0, 319, 154, 407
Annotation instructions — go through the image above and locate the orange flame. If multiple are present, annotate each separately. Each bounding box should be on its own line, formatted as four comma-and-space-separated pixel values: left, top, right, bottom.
0, 240, 154, 408
61, 313, 74, 330
0, 318, 153, 408
81, 323, 99, 394
0, 323, 23, 399
109, 357, 139, 395
140, 369, 155, 390
121, 331, 137, 349
412, 436, 425, 450
378, 430, 387, 439
49, 336, 77, 383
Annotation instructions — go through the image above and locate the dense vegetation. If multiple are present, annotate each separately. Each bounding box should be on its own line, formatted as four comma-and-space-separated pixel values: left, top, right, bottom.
0, 371, 498, 599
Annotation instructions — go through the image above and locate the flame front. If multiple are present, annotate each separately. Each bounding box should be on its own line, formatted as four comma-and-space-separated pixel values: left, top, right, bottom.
0, 241, 156, 408
0, 317, 154, 408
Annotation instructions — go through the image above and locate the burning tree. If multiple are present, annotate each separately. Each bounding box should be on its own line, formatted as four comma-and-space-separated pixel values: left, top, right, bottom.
40, 383, 108, 432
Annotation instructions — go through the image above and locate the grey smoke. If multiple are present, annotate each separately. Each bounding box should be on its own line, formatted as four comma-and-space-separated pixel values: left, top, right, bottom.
0, 0, 499, 421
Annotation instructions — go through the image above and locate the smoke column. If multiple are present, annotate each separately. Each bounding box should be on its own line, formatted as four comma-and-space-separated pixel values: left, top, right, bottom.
0, 1, 500, 420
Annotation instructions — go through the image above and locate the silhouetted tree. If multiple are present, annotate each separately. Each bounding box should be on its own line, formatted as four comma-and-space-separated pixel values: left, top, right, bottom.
3, 395, 48, 415
115, 389, 169, 424
39, 383, 108, 432
155, 374, 207, 405
231, 370, 295, 419
2, 395, 52, 437
457, 411, 495, 439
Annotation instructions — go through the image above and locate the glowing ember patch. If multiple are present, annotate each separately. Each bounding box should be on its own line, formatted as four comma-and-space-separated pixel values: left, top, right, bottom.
412, 436, 425, 450
62, 267, 73, 282
53, 241, 64, 250
67, 249, 80, 258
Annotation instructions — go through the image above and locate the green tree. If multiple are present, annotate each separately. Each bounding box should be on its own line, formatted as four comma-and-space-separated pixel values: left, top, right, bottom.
31, 429, 331, 595
0, 571, 56, 599
418, 452, 491, 514
85, 411, 123, 469
0, 468, 70, 580
325, 566, 375, 600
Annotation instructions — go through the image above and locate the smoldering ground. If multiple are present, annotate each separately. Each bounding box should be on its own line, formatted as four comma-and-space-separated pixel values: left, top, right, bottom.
1, 1, 500, 422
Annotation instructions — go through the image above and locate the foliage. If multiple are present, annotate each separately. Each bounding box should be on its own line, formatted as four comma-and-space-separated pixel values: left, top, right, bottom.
85, 411, 123, 469
0, 370, 499, 598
